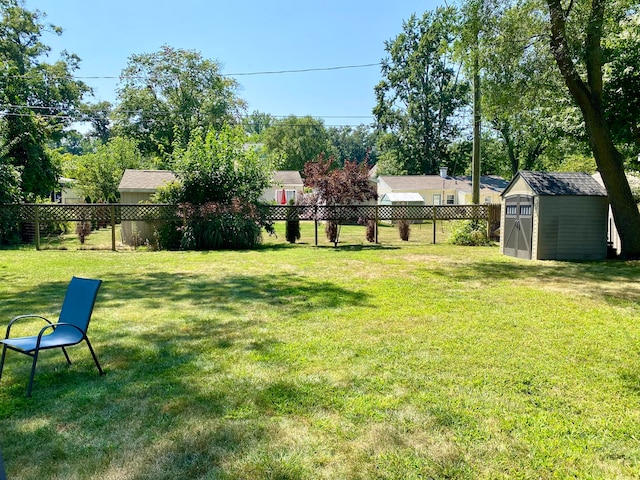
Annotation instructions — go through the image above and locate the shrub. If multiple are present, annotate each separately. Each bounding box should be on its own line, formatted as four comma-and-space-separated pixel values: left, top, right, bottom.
285, 220, 301, 244
448, 220, 492, 246
398, 219, 411, 241
366, 220, 376, 243
156, 200, 263, 250
75, 221, 92, 244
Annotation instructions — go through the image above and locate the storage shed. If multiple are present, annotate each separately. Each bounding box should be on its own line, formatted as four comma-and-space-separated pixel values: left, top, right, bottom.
118, 169, 177, 245
500, 171, 609, 260
379, 192, 425, 206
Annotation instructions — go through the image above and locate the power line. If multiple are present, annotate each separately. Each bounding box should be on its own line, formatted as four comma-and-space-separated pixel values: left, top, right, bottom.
1, 62, 382, 81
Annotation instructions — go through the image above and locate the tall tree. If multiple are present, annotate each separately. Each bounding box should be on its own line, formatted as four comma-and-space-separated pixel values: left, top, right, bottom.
545, 0, 640, 257
0, 0, 89, 199
261, 115, 329, 171
374, 7, 470, 175
326, 125, 378, 166
113, 45, 246, 158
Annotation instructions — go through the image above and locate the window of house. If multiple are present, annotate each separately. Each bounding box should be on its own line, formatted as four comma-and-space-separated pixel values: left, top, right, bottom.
484, 196, 492, 204
432, 194, 441, 205
446, 194, 455, 205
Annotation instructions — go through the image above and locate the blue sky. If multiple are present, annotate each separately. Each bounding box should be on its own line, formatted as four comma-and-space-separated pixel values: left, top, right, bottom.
25, 0, 444, 127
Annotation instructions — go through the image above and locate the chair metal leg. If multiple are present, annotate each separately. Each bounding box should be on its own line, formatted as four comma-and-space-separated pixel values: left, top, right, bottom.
0, 345, 6, 381
61, 347, 72, 365
27, 349, 40, 398
84, 338, 103, 376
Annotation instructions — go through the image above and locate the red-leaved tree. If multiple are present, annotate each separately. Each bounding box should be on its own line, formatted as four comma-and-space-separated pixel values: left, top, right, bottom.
302, 154, 377, 246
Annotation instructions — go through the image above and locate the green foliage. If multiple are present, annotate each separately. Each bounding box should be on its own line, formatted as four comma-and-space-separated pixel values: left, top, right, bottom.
374, 7, 470, 175
180, 201, 263, 250
0, 160, 21, 243
114, 45, 245, 157
63, 137, 144, 202
0, 0, 89, 199
167, 125, 272, 206
448, 220, 491, 246
326, 125, 378, 166
261, 115, 330, 171
154, 125, 273, 250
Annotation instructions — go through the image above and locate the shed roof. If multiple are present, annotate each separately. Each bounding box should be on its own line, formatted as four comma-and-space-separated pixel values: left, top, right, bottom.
506, 171, 607, 196
118, 169, 177, 193
272, 170, 303, 185
381, 192, 425, 203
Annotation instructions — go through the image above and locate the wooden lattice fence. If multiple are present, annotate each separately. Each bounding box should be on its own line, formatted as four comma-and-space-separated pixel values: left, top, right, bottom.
1, 203, 501, 250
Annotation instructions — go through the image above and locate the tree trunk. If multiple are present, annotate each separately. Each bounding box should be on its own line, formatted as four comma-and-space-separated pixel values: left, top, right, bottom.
546, 0, 640, 257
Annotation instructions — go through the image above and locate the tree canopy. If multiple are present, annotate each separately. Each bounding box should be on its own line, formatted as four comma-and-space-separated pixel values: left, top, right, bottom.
374, 7, 470, 175
113, 45, 246, 159
0, 0, 89, 199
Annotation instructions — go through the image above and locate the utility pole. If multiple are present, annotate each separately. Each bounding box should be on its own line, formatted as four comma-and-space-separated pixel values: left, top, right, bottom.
472, 19, 481, 205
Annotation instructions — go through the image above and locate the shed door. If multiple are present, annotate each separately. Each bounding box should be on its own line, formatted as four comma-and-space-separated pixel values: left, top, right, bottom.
503, 195, 533, 259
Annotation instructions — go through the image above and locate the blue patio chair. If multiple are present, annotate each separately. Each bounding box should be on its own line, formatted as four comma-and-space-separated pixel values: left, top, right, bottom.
0, 276, 104, 397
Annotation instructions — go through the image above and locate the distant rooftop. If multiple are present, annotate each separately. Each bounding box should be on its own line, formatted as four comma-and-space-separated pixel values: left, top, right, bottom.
118, 169, 177, 192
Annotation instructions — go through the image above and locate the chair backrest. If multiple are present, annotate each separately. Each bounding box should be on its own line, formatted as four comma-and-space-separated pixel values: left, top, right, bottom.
57, 277, 102, 334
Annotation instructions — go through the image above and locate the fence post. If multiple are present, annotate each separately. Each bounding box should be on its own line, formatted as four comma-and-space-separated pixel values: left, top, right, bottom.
111, 204, 116, 251
314, 205, 318, 246
375, 205, 379, 244
34, 204, 40, 251
432, 205, 437, 244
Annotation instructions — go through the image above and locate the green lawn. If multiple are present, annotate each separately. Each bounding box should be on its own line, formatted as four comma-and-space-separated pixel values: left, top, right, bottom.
0, 240, 639, 479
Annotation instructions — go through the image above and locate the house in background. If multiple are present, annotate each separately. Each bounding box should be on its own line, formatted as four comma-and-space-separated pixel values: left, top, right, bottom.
376, 169, 508, 206
118, 169, 177, 245
260, 170, 304, 204
50, 177, 83, 204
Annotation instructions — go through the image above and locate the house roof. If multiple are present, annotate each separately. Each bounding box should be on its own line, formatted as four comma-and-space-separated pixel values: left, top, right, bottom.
378, 175, 508, 194
507, 171, 607, 196
118, 169, 177, 193
272, 170, 303, 185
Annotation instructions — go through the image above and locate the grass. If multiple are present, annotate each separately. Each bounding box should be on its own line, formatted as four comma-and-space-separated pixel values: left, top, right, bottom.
0, 237, 639, 479
33, 220, 454, 250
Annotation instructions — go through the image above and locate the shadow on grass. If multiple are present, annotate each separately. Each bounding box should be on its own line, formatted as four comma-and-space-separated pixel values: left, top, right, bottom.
424, 256, 640, 304
0, 271, 374, 478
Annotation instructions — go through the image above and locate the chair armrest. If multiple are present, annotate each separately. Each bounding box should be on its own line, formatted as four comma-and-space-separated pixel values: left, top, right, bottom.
5, 315, 53, 339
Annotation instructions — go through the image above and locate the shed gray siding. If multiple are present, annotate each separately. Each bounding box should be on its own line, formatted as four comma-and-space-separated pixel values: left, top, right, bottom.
535, 196, 608, 260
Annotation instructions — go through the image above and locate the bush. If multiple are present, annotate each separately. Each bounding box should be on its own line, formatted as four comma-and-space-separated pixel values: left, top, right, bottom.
398, 219, 411, 241
448, 220, 492, 246
155, 200, 263, 250
366, 220, 376, 243
285, 220, 301, 244
76, 221, 92, 244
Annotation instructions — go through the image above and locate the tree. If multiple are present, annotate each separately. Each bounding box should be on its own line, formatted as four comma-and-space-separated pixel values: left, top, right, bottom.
545, 0, 640, 257
602, 9, 640, 157
326, 125, 378, 166
113, 45, 246, 158
374, 7, 470, 175
302, 155, 377, 245
154, 125, 274, 250
261, 115, 330, 171
242, 110, 275, 137
81, 101, 112, 144
62, 137, 143, 203
0, 0, 90, 199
